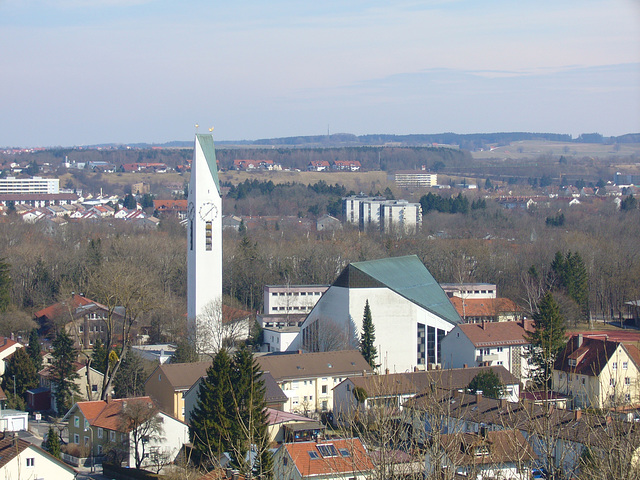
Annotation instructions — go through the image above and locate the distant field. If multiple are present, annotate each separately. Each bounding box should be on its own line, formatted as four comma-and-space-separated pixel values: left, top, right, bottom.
220, 170, 390, 192
471, 140, 640, 160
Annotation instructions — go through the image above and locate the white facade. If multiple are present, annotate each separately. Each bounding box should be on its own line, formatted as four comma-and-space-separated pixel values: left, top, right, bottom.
262, 326, 300, 353
342, 196, 421, 233
0, 443, 76, 480
187, 134, 223, 353
394, 171, 438, 188
264, 285, 328, 315
440, 283, 497, 299
300, 286, 454, 373
127, 411, 189, 469
0, 176, 59, 194
441, 323, 533, 385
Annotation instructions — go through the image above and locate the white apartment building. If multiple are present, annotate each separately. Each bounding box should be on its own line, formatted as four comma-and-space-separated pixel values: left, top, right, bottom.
0, 176, 59, 194
440, 283, 497, 299
394, 170, 438, 188
342, 195, 422, 234
262, 326, 301, 353
263, 285, 328, 315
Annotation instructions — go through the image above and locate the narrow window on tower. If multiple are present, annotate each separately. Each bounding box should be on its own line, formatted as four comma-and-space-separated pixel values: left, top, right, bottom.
190, 220, 194, 250
205, 221, 212, 251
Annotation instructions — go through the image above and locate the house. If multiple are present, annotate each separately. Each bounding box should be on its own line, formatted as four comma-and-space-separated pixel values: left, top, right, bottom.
34, 294, 125, 349
153, 199, 188, 219
63, 396, 189, 469
0, 433, 76, 479
316, 214, 342, 232
184, 371, 287, 424
441, 320, 535, 383
144, 361, 211, 422
440, 283, 497, 299
0, 338, 23, 375
262, 326, 301, 353
39, 362, 105, 413
273, 438, 375, 480
332, 160, 361, 171
307, 160, 330, 172
266, 408, 324, 443
297, 255, 462, 372
448, 296, 523, 323
403, 388, 640, 477
333, 366, 521, 426
256, 350, 373, 414
553, 334, 640, 409
425, 429, 536, 480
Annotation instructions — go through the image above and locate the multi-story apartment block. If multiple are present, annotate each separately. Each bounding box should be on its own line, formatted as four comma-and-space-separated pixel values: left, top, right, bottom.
440, 283, 497, 299
0, 176, 59, 195
342, 195, 422, 234
263, 285, 328, 315
394, 170, 438, 188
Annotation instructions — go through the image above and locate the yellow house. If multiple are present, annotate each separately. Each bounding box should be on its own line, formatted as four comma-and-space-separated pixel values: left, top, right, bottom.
144, 361, 210, 422
553, 334, 640, 409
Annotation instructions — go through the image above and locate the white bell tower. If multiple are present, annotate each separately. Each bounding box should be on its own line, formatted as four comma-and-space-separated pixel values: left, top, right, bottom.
187, 133, 223, 353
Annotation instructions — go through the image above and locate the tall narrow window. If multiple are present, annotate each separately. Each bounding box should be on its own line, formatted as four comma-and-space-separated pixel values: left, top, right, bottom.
205, 221, 212, 251
190, 220, 194, 250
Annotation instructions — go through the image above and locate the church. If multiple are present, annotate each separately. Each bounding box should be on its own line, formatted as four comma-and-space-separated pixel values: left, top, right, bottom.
187, 133, 223, 353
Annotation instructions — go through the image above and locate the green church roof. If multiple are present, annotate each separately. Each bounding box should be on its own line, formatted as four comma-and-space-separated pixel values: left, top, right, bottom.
196, 133, 221, 195
333, 255, 462, 326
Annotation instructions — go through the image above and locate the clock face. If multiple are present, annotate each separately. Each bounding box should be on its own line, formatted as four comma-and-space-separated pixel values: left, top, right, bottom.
199, 202, 218, 221
187, 202, 195, 220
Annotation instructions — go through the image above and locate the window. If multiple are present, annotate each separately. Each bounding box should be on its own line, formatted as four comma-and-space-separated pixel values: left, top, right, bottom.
581, 377, 585, 385
74, 434, 79, 444
623, 362, 629, 370
98, 428, 103, 439
484, 348, 491, 355
92, 384, 98, 392
339, 448, 351, 457
625, 377, 631, 385
496, 361, 503, 365
97, 444, 103, 455
205, 221, 212, 250
84, 436, 89, 446
497, 347, 503, 353
322, 385, 327, 394
613, 362, 618, 370
610, 378, 616, 386
85, 419, 90, 430
26, 458, 35, 467
79, 325, 84, 333
625, 394, 631, 402
308, 451, 319, 459
110, 431, 116, 441
74, 416, 80, 427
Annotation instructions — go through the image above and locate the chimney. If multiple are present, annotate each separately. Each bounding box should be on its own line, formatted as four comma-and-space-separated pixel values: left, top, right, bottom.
574, 408, 582, 421
476, 390, 483, 404
414, 366, 419, 372
577, 334, 583, 348
385, 368, 389, 375
463, 364, 468, 369
106, 394, 112, 404
481, 320, 486, 330
499, 398, 508, 409
298, 349, 302, 355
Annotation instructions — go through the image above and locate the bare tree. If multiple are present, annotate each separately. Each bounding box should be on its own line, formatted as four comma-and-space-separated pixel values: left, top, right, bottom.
119, 399, 165, 470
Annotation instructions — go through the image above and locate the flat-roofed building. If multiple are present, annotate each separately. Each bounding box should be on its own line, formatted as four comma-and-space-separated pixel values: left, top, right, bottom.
394, 170, 438, 188
0, 176, 59, 195
264, 285, 329, 315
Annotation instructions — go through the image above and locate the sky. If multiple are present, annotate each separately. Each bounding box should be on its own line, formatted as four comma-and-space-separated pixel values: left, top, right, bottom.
1, 0, 639, 147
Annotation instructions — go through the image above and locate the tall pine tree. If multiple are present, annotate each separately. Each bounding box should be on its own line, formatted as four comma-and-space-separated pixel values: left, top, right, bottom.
51, 330, 80, 414
3, 348, 38, 400
359, 300, 377, 369
190, 349, 233, 466
26, 329, 42, 372
526, 292, 567, 388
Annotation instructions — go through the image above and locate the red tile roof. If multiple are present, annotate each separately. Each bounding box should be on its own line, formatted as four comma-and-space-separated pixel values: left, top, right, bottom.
455, 321, 532, 347
449, 297, 522, 319
554, 335, 634, 377
282, 438, 374, 477
33, 294, 97, 321
75, 396, 157, 432
0, 338, 22, 356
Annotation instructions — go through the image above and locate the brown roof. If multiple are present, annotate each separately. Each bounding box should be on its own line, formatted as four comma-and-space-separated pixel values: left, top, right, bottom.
152, 361, 211, 391
0, 338, 22, 356
439, 430, 536, 466
554, 335, 634, 377
346, 366, 520, 397
282, 438, 374, 477
455, 321, 532, 347
256, 350, 372, 382
450, 297, 522, 318
0, 433, 76, 473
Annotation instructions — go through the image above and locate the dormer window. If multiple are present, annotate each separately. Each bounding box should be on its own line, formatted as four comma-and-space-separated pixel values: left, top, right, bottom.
568, 359, 577, 367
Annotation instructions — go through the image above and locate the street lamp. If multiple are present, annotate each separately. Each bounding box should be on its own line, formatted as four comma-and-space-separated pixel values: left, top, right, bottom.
84, 426, 94, 473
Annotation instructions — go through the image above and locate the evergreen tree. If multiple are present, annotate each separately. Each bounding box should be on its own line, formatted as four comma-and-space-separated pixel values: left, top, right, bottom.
359, 300, 377, 369
466, 370, 505, 399
51, 330, 80, 414
190, 349, 233, 465
525, 292, 567, 388
566, 252, 589, 319
171, 339, 199, 364
43, 426, 61, 459
26, 329, 42, 372
0, 258, 11, 313
113, 347, 145, 398
3, 348, 38, 399
230, 347, 269, 475
122, 193, 137, 210
90, 339, 108, 374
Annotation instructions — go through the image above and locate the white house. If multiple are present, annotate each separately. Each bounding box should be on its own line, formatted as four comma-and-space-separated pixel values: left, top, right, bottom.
297, 255, 462, 373
262, 326, 301, 353
441, 320, 534, 384
256, 350, 373, 414
0, 338, 23, 375
0, 434, 76, 479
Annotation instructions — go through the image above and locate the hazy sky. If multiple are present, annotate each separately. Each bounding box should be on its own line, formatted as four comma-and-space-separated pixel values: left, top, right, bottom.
1, 0, 639, 147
